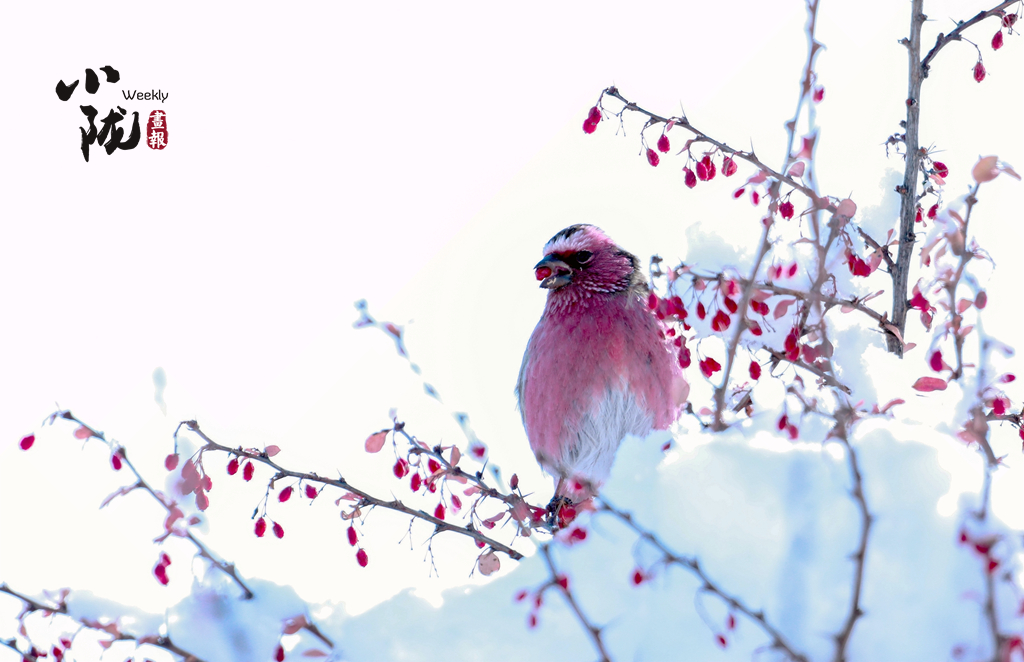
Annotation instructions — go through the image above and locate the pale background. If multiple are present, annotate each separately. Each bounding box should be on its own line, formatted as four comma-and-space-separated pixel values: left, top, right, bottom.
1, 0, 1021, 650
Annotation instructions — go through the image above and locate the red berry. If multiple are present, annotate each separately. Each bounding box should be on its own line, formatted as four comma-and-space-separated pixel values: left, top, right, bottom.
243, 461, 254, 481
556, 575, 569, 590
393, 458, 409, 479
451, 494, 462, 511
724, 297, 738, 314
111, 453, 123, 471
227, 457, 239, 475
587, 106, 601, 123
19, 434, 35, 451
813, 86, 825, 103
927, 203, 938, 219
510, 473, 519, 490
933, 162, 949, 178
647, 148, 660, 167
717, 634, 727, 647
747, 320, 763, 336
778, 414, 788, 431
160, 552, 171, 566
732, 187, 745, 199
974, 60, 986, 83
727, 613, 736, 630
272, 521, 284, 538
992, 30, 1004, 50
684, 167, 697, 188
427, 458, 441, 474
278, 486, 293, 502
632, 570, 644, 585
696, 302, 706, 320
751, 190, 760, 206
347, 525, 358, 546
657, 134, 670, 153
568, 527, 587, 542
779, 201, 794, 219
696, 161, 708, 181
275, 644, 285, 662
699, 357, 722, 378
582, 118, 598, 134
165, 453, 179, 471
154, 564, 169, 585
678, 346, 691, 369
749, 361, 761, 380
410, 472, 422, 491
1003, 13, 1017, 28
528, 613, 538, 628
930, 350, 944, 372
255, 517, 267, 537
356, 548, 369, 567
711, 310, 731, 332
722, 156, 738, 177
434, 503, 446, 520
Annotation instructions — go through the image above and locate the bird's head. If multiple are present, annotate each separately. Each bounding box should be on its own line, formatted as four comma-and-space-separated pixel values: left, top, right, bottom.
534, 225, 643, 296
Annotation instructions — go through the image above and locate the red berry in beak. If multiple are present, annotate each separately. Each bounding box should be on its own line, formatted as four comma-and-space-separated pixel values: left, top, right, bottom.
535, 266, 552, 281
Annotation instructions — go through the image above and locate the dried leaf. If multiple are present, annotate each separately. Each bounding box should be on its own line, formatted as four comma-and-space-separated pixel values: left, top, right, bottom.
787, 161, 806, 177
364, 430, 388, 453
265, 445, 281, 457
836, 198, 857, 218
478, 550, 500, 576
73, 425, 94, 440
450, 446, 461, 467
773, 298, 796, 320
912, 377, 948, 392
282, 615, 309, 635
302, 650, 329, 658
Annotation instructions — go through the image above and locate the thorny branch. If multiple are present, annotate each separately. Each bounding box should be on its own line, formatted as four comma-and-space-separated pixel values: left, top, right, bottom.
598, 501, 810, 662
539, 544, 613, 662
56, 410, 256, 600
920, 0, 1020, 73
178, 420, 529, 561
829, 409, 873, 662
889, 0, 1018, 356
0, 583, 205, 662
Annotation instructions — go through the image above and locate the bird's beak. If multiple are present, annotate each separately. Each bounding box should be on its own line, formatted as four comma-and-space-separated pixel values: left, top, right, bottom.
534, 255, 572, 289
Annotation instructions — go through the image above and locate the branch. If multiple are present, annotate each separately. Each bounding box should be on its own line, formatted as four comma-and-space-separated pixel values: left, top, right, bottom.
179, 420, 527, 561
0, 583, 206, 662
765, 347, 852, 394
539, 544, 612, 662
921, 1, 1020, 74
830, 409, 873, 662
56, 411, 256, 600
598, 501, 810, 662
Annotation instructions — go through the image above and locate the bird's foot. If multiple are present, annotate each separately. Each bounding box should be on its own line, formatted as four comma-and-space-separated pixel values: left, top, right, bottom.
546, 495, 578, 529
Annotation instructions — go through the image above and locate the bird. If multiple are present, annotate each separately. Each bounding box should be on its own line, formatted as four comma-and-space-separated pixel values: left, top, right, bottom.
516, 224, 689, 514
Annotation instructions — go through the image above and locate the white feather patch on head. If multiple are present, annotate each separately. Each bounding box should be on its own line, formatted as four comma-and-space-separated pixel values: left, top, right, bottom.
543, 225, 612, 256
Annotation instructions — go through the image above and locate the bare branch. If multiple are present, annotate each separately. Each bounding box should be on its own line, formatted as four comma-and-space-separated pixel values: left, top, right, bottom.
539, 544, 613, 662
598, 501, 810, 662
921, 1, 1020, 74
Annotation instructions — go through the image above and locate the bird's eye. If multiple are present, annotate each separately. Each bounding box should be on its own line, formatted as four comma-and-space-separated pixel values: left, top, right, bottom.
574, 250, 593, 264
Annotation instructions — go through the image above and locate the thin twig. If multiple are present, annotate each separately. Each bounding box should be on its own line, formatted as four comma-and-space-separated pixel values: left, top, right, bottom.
539, 544, 612, 662
0, 583, 206, 662
920, 1, 1020, 74
598, 501, 810, 662
179, 420, 526, 561
830, 409, 873, 662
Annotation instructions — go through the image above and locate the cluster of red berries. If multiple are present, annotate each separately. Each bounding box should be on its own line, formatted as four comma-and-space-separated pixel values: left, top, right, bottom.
582, 106, 602, 134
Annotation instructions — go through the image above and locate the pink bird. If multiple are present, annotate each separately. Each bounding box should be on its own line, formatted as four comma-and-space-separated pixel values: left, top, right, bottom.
516, 225, 689, 512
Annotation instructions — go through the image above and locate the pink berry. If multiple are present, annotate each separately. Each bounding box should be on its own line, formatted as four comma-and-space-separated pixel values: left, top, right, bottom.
647, 148, 660, 167
19, 434, 35, 451
974, 60, 986, 83
657, 134, 670, 153
992, 30, 1004, 50
165, 453, 179, 471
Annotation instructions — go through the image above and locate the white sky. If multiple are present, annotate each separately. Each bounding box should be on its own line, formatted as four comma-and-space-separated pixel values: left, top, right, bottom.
1, 0, 1021, 635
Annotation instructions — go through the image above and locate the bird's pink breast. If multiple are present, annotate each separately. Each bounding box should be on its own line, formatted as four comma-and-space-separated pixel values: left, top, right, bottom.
522, 293, 684, 469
